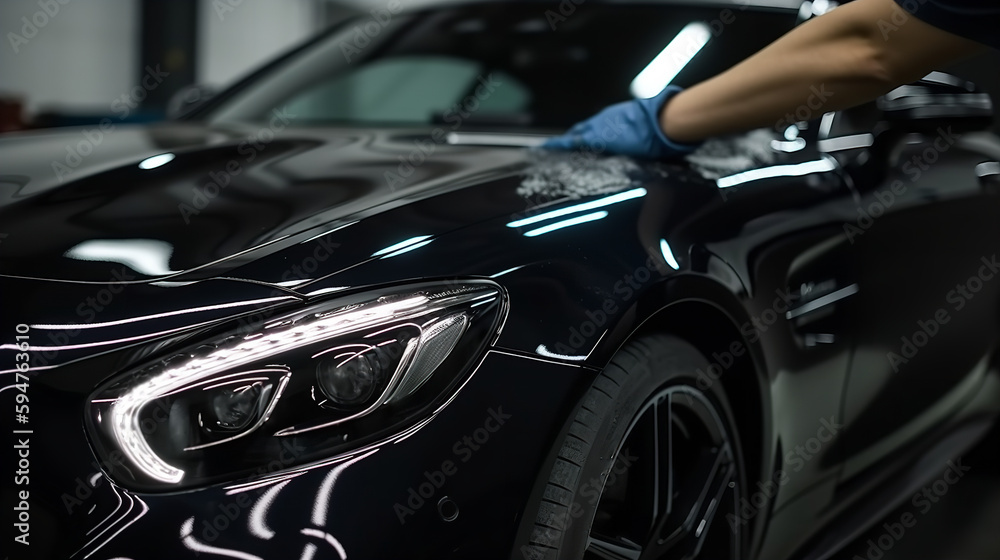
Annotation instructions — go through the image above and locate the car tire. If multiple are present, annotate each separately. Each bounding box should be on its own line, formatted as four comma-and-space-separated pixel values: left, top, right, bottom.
518, 334, 747, 560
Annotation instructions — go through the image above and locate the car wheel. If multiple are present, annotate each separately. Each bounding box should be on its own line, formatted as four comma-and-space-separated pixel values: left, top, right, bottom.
520, 334, 747, 560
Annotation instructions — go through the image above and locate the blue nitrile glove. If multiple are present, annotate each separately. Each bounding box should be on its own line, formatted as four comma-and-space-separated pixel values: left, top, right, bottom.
541, 85, 702, 159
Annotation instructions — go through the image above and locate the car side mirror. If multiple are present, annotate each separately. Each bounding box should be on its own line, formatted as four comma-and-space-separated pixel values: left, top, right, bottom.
844, 72, 994, 190
166, 84, 217, 120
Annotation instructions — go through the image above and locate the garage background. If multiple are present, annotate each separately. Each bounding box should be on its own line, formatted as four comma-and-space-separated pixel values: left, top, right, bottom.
1, 1, 998, 558
2, 0, 1000, 132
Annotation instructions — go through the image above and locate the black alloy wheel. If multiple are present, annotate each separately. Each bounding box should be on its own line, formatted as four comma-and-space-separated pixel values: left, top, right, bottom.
586, 386, 740, 560
518, 334, 747, 560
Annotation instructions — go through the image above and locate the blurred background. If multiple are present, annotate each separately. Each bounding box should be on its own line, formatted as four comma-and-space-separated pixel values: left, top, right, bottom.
0, 0, 366, 131
2, 0, 999, 133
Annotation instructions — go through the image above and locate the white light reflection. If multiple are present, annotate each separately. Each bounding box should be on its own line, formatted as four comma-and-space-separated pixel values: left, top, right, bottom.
248, 479, 290, 540
798, 1, 814, 19
389, 416, 435, 444
226, 472, 304, 494
817, 133, 875, 152
535, 344, 586, 361
380, 239, 433, 259
716, 159, 837, 189
138, 153, 175, 170
659, 239, 680, 270
303, 287, 350, 297
300, 529, 347, 560
819, 112, 836, 138
301, 220, 358, 244
812, 0, 838, 16
312, 449, 379, 526
1, 319, 217, 352
523, 211, 607, 237
65, 239, 178, 276
507, 188, 645, 229
770, 138, 807, 153
83, 495, 148, 559
31, 297, 293, 331
181, 517, 263, 560
372, 236, 432, 257
490, 265, 525, 278
771, 124, 806, 153
81, 495, 133, 557
299, 544, 318, 560
631, 22, 712, 98
85, 484, 123, 536
0, 365, 54, 376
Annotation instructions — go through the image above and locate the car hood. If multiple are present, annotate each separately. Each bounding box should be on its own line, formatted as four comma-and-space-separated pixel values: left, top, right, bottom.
0, 122, 539, 283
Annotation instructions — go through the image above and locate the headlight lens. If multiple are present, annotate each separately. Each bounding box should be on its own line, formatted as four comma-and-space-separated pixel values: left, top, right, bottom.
87, 281, 504, 491
316, 352, 378, 407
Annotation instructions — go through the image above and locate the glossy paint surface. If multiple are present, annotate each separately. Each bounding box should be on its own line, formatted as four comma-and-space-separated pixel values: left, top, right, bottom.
3, 112, 999, 559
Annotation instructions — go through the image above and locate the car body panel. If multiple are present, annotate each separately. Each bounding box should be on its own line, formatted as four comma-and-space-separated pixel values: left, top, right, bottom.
0, 123, 537, 284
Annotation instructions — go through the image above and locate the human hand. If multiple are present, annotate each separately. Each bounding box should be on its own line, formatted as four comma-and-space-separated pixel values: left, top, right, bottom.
541, 86, 701, 159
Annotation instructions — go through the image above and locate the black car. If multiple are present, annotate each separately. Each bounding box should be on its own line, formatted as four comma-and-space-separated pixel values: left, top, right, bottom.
2, 1, 1000, 559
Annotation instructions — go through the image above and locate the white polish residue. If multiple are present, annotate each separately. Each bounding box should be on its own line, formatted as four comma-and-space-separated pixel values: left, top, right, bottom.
517, 153, 643, 200
521, 128, 778, 201
685, 128, 778, 179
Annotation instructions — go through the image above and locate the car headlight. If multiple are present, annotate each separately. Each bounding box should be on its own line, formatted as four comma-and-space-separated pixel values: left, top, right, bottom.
87, 281, 505, 491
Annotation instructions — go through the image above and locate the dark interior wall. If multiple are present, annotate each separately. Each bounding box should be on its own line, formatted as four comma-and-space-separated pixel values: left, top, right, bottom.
942, 51, 1000, 134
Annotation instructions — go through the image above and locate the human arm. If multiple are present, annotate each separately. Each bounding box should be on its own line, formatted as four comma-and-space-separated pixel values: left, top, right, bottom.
661, 0, 986, 143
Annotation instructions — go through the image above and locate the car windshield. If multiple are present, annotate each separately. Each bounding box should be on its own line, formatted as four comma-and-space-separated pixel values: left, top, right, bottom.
205, 1, 797, 129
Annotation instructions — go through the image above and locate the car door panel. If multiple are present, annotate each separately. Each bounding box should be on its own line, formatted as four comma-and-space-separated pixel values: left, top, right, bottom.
840, 134, 1000, 481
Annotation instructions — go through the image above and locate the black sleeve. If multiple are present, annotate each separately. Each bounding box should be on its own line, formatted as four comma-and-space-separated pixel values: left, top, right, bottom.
892, 0, 1000, 50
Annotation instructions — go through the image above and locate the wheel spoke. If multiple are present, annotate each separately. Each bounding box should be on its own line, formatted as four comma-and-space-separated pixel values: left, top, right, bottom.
587, 534, 643, 560
622, 404, 660, 538
665, 393, 674, 518
690, 459, 734, 558
649, 399, 660, 527
654, 442, 733, 556
586, 387, 740, 560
